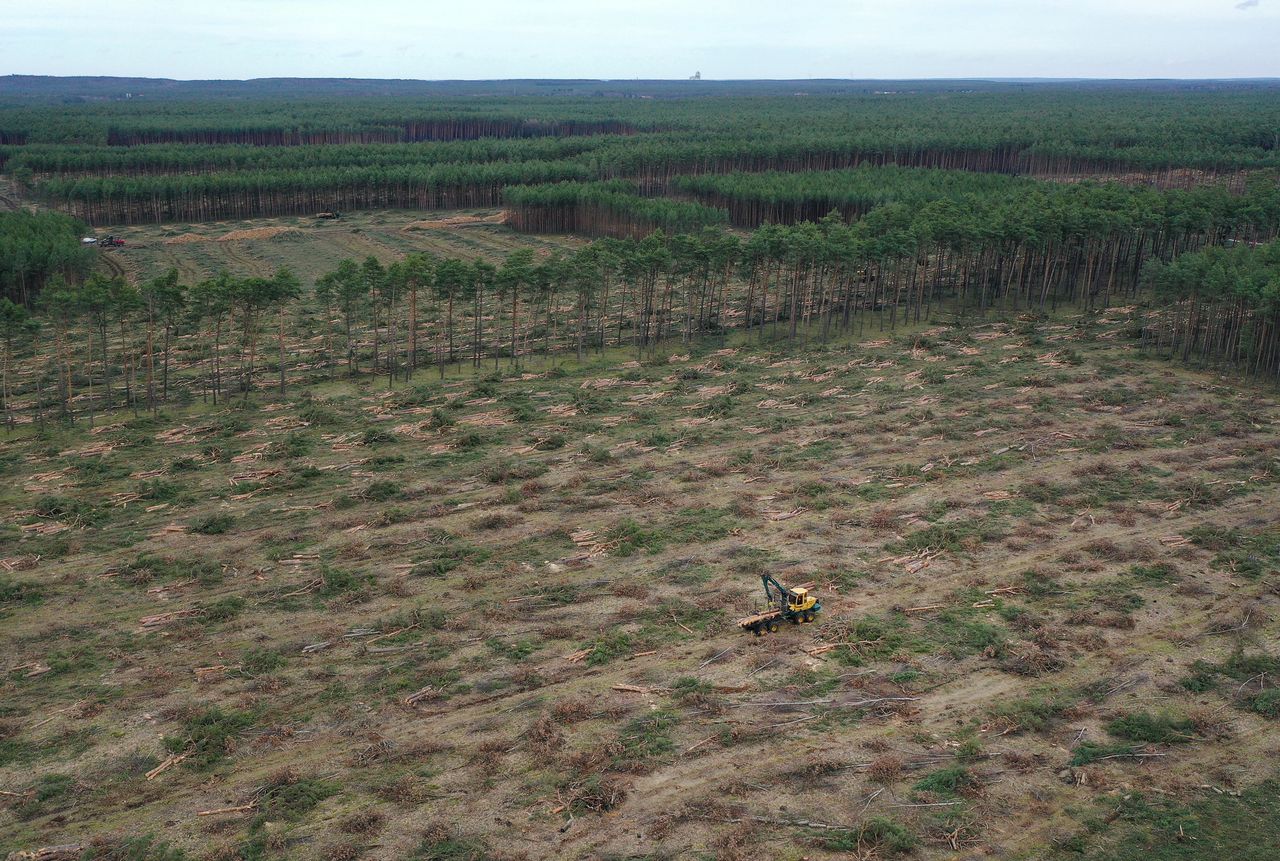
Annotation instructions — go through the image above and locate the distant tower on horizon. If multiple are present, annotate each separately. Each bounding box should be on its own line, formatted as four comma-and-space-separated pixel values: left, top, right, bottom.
690, 71, 702, 80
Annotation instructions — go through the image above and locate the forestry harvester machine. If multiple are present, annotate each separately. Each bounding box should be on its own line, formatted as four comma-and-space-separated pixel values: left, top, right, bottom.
738, 574, 821, 635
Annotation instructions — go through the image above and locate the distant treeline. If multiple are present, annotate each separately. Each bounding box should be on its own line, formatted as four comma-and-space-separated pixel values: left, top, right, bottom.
37, 161, 593, 224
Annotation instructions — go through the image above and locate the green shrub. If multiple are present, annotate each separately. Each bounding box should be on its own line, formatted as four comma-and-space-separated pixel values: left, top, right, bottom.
912, 764, 974, 798
33, 494, 100, 524
299, 403, 341, 426
165, 706, 256, 768
0, 575, 43, 607
319, 567, 368, 597
242, 648, 284, 674
1248, 689, 1280, 719
203, 596, 245, 623
363, 480, 403, 501
927, 611, 1007, 658
586, 629, 634, 665
825, 817, 916, 855
138, 479, 183, 501
1221, 652, 1280, 681
254, 776, 336, 824
1180, 661, 1217, 693
270, 432, 313, 459
190, 513, 235, 535
1106, 712, 1197, 743
361, 428, 394, 446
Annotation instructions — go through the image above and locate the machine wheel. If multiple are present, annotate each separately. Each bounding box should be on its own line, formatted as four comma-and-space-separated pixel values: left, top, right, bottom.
803, 611, 814, 623
789, 615, 800, 625
767, 621, 780, 633
753, 625, 764, 637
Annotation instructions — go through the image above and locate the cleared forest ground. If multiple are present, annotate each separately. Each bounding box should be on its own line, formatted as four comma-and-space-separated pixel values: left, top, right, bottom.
1, 310, 1278, 861
95, 209, 582, 285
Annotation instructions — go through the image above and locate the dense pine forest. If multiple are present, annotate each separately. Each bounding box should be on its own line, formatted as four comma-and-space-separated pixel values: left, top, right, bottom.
1, 79, 1279, 426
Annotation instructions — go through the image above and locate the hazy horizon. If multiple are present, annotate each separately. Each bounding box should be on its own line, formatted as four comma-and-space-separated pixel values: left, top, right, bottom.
4, 1, 1278, 81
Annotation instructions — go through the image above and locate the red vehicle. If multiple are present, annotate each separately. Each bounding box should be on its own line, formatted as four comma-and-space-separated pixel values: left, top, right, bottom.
98, 235, 125, 247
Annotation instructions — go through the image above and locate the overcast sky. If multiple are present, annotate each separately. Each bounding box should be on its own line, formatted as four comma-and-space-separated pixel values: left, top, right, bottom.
4, 0, 1277, 80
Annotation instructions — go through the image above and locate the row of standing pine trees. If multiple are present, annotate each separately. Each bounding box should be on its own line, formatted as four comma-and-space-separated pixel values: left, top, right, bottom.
4, 212, 1280, 429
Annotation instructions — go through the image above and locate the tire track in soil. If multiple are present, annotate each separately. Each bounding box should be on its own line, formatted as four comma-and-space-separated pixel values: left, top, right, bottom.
214, 240, 272, 278
98, 250, 127, 280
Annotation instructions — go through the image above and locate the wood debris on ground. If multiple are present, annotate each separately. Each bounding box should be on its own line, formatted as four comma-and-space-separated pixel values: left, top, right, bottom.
20, 521, 71, 536
145, 751, 190, 780
878, 549, 942, 573
139, 609, 202, 628
567, 528, 620, 558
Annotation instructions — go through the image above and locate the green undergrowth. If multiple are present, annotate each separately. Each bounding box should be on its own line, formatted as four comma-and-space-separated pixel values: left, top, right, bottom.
1049, 778, 1280, 860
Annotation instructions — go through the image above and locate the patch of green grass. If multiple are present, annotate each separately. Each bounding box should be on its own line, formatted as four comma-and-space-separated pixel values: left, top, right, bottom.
831, 613, 916, 666
616, 710, 677, 763
411, 532, 491, 577
361, 427, 394, 446
991, 691, 1074, 733
368, 453, 406, 470
1070, 742, 1144, 766
926, 610, 1007, 659
890, 517, 1005, 553
13, 772, 76, 819
271, 432, 314, 459
1130, 562, 1180, 583
988, 498, 1036, 517
1046, 778, 1280, 861
482, 458, 548, 484
80, 836, 188, 861
137, 478, 185, 502
1180, 661, 1218, 693
120, 552, 224, 585
0, 729, 97, 768
1073, 472, 1161, 506
640, 599, 721, 634
486, 638, 536, 662
318, 566, 371, 598
609, 507, 741, 557
1219, 652, 1280, 681
0, 575, 44, 608
72, 458, 132, 486
1021, 479, 1070, 503
411, 835, 490, 861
